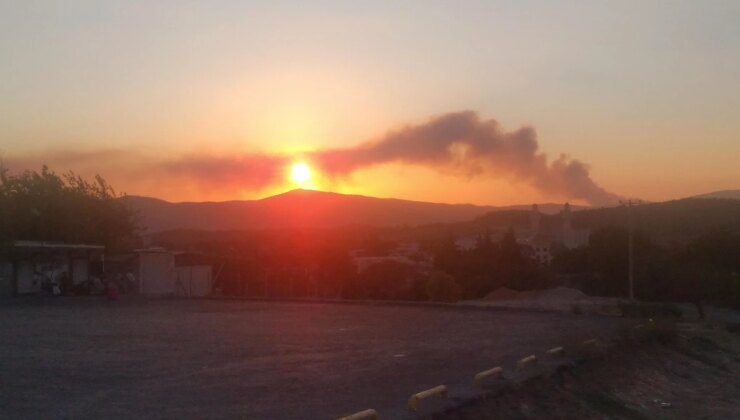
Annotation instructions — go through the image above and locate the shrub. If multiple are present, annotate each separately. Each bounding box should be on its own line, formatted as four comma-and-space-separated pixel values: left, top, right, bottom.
619, 301, 682, 319
639, 318, 678, 344
425, 271, 463, 303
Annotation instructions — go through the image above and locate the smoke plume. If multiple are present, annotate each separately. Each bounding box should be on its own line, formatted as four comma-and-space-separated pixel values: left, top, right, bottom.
3, 111, 621, 204
310, 111, 620, 205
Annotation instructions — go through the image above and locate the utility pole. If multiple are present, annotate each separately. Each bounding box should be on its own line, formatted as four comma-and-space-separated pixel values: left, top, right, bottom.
621, 199, 642, 300
627, 201, 635, 300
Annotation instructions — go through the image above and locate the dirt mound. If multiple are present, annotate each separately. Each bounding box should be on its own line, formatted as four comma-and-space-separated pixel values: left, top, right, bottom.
484, 287, 587, 302
484, 287, 522, 300
537, 287, 587, 301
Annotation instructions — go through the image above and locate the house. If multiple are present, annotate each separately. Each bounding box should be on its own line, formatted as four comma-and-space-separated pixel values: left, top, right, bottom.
350, 241, 432, 274
0, 241, 104, 296
528, 235, 554, 265
519, 203, 590, 265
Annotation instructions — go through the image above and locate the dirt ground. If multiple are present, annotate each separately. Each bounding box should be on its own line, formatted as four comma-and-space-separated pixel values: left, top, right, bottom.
443, 321, 740, 419
0, 297, 628, 419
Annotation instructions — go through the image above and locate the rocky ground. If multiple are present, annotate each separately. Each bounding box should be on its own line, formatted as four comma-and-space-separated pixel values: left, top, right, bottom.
442, 320, 740, 419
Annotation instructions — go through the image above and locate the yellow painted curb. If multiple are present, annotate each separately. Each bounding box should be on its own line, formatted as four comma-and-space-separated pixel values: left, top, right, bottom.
407, 385, 447, 411
516, 355, 537, 371
338, 408, 378, 420
546, 346, 565, 357
473, 366, 503, 387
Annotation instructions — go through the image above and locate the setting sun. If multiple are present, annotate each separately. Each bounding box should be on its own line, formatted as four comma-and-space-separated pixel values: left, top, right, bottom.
290, 162, 312, 187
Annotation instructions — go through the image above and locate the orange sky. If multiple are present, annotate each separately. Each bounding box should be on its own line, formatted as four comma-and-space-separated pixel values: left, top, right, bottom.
1, 2, 738, 205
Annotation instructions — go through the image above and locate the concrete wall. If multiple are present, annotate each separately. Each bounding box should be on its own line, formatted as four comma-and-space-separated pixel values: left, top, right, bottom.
175, 265, 212, 297
139, 252, 176, 295
15, 260, 39, 294
0, 262, 13, 297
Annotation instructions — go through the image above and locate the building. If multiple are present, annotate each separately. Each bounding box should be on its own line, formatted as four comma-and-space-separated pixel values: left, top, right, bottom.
528, 235, 554, 265
520, 203, 590, 264
350, 241, 432, 274
0, 241, 104, 296
107, 248, 214, 297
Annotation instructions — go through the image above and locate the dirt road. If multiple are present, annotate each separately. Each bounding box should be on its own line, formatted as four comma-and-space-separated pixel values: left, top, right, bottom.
0, 298, 627, 419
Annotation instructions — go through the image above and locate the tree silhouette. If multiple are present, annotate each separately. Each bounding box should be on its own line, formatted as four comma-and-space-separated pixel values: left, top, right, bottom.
0, 166, 139, 252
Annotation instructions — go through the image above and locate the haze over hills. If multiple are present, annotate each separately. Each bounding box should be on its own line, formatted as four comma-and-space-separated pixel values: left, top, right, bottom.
691, 190, 740, 200
122, 189, 584, 232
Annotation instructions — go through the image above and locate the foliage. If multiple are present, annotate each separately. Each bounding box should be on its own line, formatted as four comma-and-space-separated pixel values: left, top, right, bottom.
619, 301, 682, 319
0, 166, 140, 252
432, 227, 552, 299
425, 271, 463, 303
554, 226, 740, 308
345, 260, 422, 301
637, 318, 678, 344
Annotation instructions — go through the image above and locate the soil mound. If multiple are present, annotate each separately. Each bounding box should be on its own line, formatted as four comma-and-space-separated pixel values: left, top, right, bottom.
484, 287, 587, 302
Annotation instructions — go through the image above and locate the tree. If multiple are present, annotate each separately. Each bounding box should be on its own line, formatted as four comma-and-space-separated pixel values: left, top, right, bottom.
349, 260, 419, 300
493, 228, 552, 291
425, 271, 463, 303
0, 166, 140, 252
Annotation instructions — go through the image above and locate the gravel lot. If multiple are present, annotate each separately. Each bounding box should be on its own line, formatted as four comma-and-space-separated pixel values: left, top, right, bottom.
0, 298, 628, 419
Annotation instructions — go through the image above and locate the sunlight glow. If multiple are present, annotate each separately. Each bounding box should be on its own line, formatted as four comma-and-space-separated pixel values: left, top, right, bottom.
290, 162, 313, 186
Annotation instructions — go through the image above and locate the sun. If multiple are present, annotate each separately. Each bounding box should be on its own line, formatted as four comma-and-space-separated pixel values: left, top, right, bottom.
290, 162, 312, 186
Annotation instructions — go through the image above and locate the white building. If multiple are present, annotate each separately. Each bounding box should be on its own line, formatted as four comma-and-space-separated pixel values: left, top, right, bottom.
520, 203, 589, 264
129, 248, 213, 297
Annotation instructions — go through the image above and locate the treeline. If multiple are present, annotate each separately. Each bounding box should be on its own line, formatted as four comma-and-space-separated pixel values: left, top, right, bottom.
404, 198, 740, 246
554, 227, 740, 308
431, 229, 551, 299
154, 221, 740, 307
426, 225, 739, 307
0, 166, 139, 252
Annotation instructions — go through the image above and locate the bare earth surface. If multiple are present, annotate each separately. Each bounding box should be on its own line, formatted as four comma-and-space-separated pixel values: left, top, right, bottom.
0, 298, 628, 419
446, 322, 740, 419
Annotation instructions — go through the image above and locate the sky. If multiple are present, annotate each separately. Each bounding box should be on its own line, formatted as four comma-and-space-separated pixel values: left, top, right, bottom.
1, 1, 738, 205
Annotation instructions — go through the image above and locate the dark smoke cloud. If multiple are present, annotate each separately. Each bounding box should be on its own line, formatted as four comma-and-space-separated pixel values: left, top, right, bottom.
310, 111, 620, 205
2, 111, 621, 204
163, 153, 290, 191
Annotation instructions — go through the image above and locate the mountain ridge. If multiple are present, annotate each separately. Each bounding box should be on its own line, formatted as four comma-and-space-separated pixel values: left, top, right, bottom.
691, 189, 740, 200
122, 189, 584, 232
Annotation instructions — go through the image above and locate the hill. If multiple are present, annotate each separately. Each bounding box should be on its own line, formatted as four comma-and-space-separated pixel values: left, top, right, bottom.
459, 198, 740, 240
691, 190, 740, 200
123, 190, 585, 232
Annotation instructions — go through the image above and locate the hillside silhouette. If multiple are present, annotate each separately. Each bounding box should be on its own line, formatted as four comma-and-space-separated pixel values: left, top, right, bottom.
464, 198, 740, 238
122, 189, 582, 232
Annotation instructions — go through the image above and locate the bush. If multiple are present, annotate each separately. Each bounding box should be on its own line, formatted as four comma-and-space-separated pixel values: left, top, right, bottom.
639, 318, 678, 344
425, 271, 463, 303
571, 303, 584, 315
0, 166, 139, 252
619, 301, 682, 319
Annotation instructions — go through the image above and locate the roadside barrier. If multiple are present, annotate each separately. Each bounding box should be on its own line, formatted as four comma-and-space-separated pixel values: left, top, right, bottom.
338, 409, 378, 420
579, 337, 608, 360
546, 346, 565, 357
407, 385, 448, 411
473, 366, 503, 387
582, 338, 599, 347
516, 355, 538, 371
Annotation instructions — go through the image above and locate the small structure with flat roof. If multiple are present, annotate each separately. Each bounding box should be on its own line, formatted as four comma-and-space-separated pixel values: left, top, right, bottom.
0, 241, 104, 296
